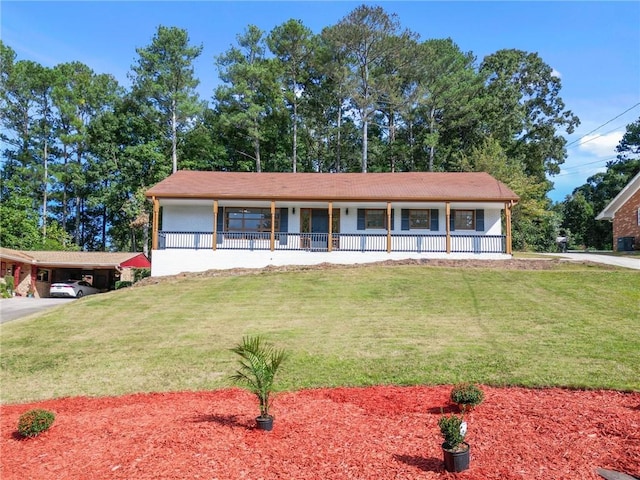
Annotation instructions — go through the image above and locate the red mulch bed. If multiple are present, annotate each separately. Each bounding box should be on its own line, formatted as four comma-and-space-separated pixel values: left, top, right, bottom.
1, 386, 639, 479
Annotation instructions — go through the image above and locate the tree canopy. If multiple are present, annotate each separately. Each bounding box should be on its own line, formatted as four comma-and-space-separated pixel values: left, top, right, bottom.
1, 6, 584, 252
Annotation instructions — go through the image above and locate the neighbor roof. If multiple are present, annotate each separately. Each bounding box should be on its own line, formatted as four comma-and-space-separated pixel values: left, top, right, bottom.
145, 171, 519, 203
596, 171, 640, 220
0, 248, 150, 268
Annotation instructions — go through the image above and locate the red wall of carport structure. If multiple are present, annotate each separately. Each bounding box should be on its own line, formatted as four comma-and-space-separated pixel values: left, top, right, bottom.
120, 254, 151, 268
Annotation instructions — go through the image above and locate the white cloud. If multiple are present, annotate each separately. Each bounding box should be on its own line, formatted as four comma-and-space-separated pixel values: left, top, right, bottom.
578, 131, 623, 157
551, 68, 561, 79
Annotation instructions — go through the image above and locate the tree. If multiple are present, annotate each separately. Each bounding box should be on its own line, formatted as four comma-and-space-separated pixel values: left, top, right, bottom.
560, 117, 640, 249
130, 26, 204, 174
459, 137, 555, 251
479, 50, 580, 182
323, 5, 414, 172
410, 38, 484, 172
0, 42, 58, 246
561, 191, 594, 248
50, 62, 119, 248
267, 19, 314, 173
215, 25, 282, 172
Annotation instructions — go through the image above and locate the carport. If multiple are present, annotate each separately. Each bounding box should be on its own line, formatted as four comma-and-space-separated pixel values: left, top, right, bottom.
0, 248, 150, 298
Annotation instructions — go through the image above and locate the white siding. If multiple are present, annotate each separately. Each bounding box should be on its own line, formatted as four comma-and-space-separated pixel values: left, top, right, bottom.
163, 205, 213, 231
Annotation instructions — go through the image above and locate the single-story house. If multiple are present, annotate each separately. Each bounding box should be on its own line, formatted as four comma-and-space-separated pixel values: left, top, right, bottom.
0, 248, 150, 298
596, 171, 640, 251
145, 171, 519, 276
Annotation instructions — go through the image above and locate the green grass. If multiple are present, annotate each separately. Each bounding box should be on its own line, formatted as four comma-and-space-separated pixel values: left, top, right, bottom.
1, 263, 639, 404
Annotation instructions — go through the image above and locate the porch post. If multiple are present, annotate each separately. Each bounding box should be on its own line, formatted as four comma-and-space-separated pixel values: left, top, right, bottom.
13, 264, 21, 294
213, 200, 218, 251
445, 202, 451, 254
152, 197, 159, 250
328, 202, 333, 252
270, 200, 276, 251
387, 202, 392, 253
505, 201, 513, 255
30, 269, 38, 298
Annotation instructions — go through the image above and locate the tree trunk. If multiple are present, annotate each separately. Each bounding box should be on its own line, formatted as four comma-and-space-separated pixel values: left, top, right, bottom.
143, 216, 150, 256
362, 119, 368, 173
254, 137, 262, 172
389, 113, 396, 172
292, 99, 298, 173
171, 99, 178, 173
428, 106, 436, 172
42, 139, 48, 240
336, 106, 342, 171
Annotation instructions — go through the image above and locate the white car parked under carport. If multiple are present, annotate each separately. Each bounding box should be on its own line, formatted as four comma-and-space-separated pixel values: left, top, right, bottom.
49, 280, 100, 298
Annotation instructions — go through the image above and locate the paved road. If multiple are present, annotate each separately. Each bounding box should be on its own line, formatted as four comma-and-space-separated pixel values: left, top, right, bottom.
542, 252, 640, 270
0, 297, 75, 324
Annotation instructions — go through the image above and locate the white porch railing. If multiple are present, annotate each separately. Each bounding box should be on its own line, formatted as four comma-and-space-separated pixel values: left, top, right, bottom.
158, 231, 507, 254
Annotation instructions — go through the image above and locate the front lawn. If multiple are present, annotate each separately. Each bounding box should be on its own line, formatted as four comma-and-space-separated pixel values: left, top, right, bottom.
1, 261, 638, 404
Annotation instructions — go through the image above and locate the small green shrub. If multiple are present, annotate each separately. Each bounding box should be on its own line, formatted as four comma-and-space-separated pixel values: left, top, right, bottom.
450, 383, 484, 411
438, 413, 466, 450
17, 409, 55, 438
115, 281, 133, 290
134, 268, 151, 283
1, 275, 14, 298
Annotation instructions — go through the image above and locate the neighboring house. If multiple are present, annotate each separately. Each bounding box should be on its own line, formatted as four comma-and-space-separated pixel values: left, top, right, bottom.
0, 248, 150, 298
596, 171, 640, 251
145, 171, 519, 276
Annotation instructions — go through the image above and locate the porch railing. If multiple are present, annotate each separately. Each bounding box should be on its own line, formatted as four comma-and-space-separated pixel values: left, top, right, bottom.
158, 231, 506, 254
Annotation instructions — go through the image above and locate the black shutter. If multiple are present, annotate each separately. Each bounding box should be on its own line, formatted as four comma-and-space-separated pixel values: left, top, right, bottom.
279, 208, 289, 245
216, 206, 224, 244
450, 210, 456, 232
357, 209, 365, 230
390, 209, 395, 231
475, 209, 484, 232
401, 209, 410, 230
430, 209, 439, 231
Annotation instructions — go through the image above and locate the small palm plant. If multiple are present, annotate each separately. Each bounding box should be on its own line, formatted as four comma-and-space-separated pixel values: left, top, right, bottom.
230, 336, 288, 428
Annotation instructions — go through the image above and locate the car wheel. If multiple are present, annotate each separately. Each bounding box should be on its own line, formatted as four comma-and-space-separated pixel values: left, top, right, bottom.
76, 290, 84, 298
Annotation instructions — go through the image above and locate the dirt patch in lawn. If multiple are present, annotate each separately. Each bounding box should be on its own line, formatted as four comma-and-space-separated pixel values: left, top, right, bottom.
2, 385, 638, 479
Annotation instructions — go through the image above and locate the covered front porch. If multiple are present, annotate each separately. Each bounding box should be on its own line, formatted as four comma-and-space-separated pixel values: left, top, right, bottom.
149, 199, 515, 275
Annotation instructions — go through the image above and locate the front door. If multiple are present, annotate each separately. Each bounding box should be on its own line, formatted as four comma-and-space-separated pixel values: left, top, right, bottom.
300, 209, 340, 250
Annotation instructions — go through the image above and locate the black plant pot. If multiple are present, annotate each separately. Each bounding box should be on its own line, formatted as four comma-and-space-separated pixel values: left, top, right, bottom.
256, 416, 273, 431
442, 442, 470, 472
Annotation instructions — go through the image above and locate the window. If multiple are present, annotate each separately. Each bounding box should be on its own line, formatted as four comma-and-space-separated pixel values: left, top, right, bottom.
453, 210, 475, 230
365, 209, 386, 229
409, 209, 430, 229
637, 208, 640, 226
226, 208, 279, 233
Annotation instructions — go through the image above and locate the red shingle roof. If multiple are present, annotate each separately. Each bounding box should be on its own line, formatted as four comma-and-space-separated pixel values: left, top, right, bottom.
145, 171, 519, 203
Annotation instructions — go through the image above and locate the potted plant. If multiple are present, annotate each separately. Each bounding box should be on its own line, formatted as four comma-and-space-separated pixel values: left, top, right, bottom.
438, 413, 470, 472
230, 335, 288, 431
450, 382, 484, 412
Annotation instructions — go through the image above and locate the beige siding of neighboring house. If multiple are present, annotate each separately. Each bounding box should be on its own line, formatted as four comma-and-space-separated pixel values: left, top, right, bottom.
15, 265, 34, 297
613, 188, 640, 251
119, 268, 135, 283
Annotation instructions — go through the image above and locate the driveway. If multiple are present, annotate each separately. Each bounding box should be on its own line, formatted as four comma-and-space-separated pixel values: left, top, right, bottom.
543, 252, 640, 270
0, 297, 75, 324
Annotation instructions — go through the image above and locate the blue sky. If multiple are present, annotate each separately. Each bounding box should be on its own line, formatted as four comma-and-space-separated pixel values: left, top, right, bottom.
3, 1, 639, 202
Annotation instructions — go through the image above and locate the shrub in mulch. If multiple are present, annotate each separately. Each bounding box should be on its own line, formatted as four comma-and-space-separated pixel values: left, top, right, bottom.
1, 385, 638, 479
16, 409, 55, 438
